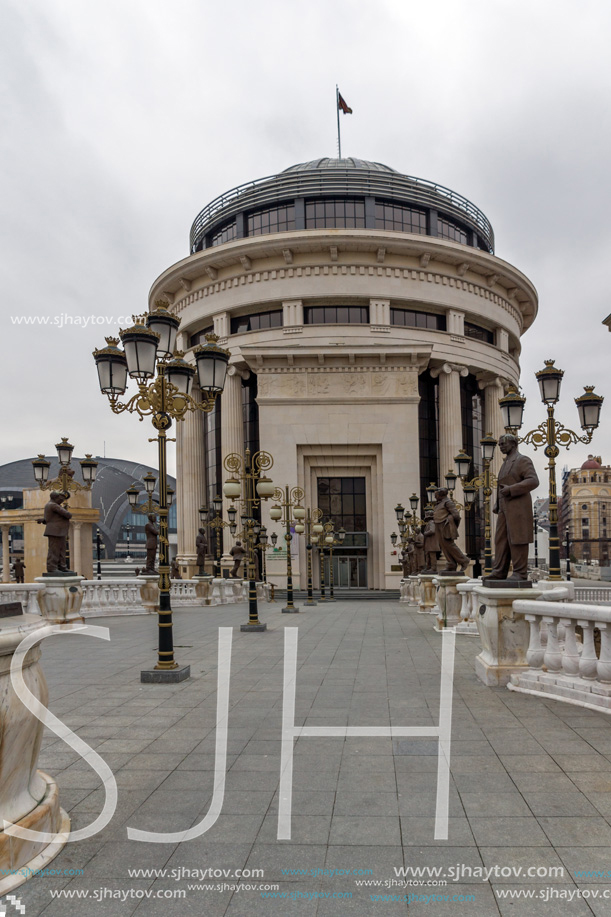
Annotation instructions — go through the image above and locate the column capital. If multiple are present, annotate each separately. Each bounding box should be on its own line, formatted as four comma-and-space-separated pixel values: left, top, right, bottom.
227, 363, 250, 380
430, 362, 468, 379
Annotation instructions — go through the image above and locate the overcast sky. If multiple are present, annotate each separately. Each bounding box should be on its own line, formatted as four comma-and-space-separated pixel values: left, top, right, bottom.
2, 0, 611, 493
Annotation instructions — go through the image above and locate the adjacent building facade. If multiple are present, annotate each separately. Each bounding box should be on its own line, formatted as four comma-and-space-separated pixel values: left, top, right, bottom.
149, 157, 538, 587
561, 456, 611, 565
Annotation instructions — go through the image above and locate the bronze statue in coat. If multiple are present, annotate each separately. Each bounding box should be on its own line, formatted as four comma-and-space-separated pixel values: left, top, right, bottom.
487, 433, 539, 582
144, 514, 159, 574
433, 489, 470, 573
422, 511, 440, 573
196, 528, 208, 574
37, 492, 72, 574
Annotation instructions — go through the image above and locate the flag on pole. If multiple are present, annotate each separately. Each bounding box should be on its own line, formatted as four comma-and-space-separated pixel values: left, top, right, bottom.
338, 92, 353, 115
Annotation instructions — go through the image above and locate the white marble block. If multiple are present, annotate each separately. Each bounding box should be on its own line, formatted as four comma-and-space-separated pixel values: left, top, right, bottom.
0, 613, 69, 894
35, 575, 85, 624
474, 584, 543, 686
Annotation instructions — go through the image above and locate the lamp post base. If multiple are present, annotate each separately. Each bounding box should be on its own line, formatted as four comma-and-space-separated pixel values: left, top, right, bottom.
240, 622, 267, 632
141, 665, 191, 684
282, 606, 299, 613
303, 600, 318, 606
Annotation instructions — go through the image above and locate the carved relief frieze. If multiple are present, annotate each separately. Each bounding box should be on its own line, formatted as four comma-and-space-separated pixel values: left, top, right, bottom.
256, 366, 420, 401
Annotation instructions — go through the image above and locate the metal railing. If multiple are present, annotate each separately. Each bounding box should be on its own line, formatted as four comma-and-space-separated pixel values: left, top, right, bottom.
189, 167, 495, 253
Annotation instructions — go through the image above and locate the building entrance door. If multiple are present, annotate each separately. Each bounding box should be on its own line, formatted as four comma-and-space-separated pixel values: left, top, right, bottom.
317, 476, 368, 590
332, 554, 367, 588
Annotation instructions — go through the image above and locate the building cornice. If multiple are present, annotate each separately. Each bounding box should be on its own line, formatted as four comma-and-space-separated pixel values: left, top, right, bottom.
148, 230, 537, 333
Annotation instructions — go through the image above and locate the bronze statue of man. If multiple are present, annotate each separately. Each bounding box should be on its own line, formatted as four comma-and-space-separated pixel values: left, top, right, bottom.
195, 528, 207, 574
13, 557, 26, 583
413, 527, 425, 574
37, 492, 72, 574
229, 541, 246, 578
422, 511, 440, 573
144, 513, 159, 574
486, 433, 539, 582
400, 543, 411, 578
433, 488, 470, 573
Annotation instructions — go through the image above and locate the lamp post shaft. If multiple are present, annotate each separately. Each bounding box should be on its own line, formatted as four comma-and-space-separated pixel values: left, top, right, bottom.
329, 544, 335, 599
155, 423, 177, 669
319, 545, 326, 601
483, 459, 493, 576
304, 508, 317, 605
283, 485, 296, 611
545, 405, 562, 581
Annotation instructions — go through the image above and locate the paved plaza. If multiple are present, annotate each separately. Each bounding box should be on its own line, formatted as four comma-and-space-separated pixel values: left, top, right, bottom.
10, 597, 611, 916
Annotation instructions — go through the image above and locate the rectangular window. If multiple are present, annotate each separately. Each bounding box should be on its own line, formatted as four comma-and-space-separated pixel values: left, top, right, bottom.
390, 308, 446, 331
438, 218, 468, 245
317, 477, 367, 533
209, 221, 237, 247
464, 322, 494, 345
304, 305, 369, 324
247, 204, 296, 236
305, 198, 366, 229
230, 311, 283, 334
374, 200, 427, 234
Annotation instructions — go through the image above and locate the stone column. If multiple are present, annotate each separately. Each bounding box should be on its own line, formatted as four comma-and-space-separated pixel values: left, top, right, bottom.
483, 377, 506, 480
1, 526, 9, 582
72, 522, 82, 576
432, 363, 467, 550
221, 366, 246, 553
176, 386, 207, 577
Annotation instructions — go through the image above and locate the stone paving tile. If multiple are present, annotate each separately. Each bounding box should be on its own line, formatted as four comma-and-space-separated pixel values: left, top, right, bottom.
478, 846, 567, 882
498, 754, 562, 773
555, 846, 611, 884
329, 816, 402, 846
521, 790, 600, 817
468, 817, 550, 846
458, 793, 532, 818
538, 816, 611, 846
400, 817, 476, 847
81, 839, 177, 878
244, 843, 327, 881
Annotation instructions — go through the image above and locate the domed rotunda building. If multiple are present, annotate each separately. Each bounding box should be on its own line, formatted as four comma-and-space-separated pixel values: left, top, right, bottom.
150, 157, 538, 588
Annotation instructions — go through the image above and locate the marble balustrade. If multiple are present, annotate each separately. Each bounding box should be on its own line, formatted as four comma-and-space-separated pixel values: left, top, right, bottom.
1, 579, 271, 618
509, 598, 611, 712
0, 583, 44, 615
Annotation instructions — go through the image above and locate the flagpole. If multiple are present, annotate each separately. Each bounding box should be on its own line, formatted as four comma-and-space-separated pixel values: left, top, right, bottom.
336, 84, 341, 160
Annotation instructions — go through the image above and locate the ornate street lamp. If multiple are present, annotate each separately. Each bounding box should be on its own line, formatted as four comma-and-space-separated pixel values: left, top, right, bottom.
93, 301, 229, 680
454, 434, 498, 575
32, 439, 98, 495
199, 497, 229, 577
223, 448, 274, 631
270, 487, 304, 613
500, 360, 603, 580
301, 507, 323, 605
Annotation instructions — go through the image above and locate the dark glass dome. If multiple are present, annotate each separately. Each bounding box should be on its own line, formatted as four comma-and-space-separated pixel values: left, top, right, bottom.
189, 158, 494, 255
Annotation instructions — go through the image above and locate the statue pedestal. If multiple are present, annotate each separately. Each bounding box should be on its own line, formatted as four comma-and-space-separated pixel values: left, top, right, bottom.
193, 575, 213, 605
433, 574, 467, 631
0, 614, 69, 894
417, 575, 438, 615
474, 583, 543, 685
35, 575, 84, 624
137, 575, 160, 614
